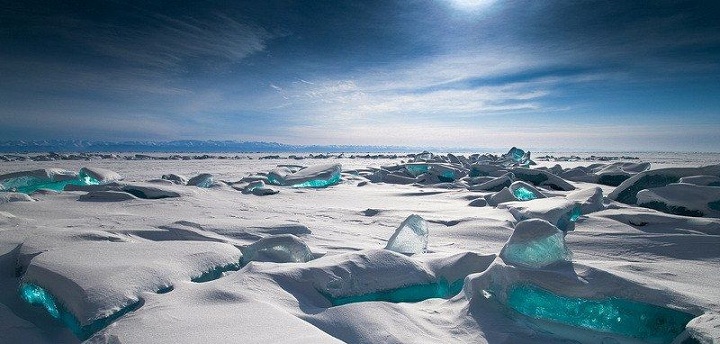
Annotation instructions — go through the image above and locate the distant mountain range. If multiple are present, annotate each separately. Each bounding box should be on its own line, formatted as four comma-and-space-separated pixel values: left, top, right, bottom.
0, 140, 424, 153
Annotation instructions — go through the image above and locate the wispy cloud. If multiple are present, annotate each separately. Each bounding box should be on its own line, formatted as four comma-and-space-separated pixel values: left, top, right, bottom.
63, 13, 274, 72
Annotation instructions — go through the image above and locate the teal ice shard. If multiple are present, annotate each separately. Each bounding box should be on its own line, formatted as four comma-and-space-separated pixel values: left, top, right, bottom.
500, 219, 572, 268
385, 214, 429, 254
500, 198, 582, 232
0, 169, 78, 194
404, 163, 430, 177
509, 181, 546, 201
0, 167, 122, 194
241, 234, 314, 264
506, 283, 694, 344
268, 164, 342, 188
20, 283, 61, 318
187, 173, 214, 188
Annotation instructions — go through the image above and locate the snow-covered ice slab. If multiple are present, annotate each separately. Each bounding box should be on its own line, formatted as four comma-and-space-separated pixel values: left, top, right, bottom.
269, 164, 342, 188
20, 241, 241, 338
637, 183, 720, 218
0, 192, 35, 203
506, 283, 694, 344
500, 198, 582, 231
187, 173, 214, 188
609, 165, 720, 204
510, 167, 575, 191
385, 214, 429, 254
241, 234, 314, 264
500, 219, 572, 268
465, 259, 700, 344
86, 283, 344, 344
0, 168, 78, 194
509, 181, 546, 201
0, 167, 123, 194
78, 167, 122, 184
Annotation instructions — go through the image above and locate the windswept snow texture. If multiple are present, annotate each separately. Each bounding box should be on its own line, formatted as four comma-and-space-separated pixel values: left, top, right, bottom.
1, 150, 719, 344
385, 214, 429, 254
507, 283, 694, 344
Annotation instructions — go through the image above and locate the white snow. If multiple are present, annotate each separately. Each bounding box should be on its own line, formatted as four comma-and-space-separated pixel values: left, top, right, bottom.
0, 152, 718, 343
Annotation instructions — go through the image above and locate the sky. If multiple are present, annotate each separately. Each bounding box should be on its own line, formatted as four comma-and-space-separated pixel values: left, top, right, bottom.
1, 0, 719, 151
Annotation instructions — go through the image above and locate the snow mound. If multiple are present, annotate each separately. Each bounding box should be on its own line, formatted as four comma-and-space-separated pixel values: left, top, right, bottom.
78, 191, 138, 202
637, 183, 720, 218
187, 173, 214, 188
0, 192, 35, 203
21, 241, 241, 332
609, 165, 720, 205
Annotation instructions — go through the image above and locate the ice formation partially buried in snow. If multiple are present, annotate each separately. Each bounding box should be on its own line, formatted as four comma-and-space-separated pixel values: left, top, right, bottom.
0, 149, 718, 344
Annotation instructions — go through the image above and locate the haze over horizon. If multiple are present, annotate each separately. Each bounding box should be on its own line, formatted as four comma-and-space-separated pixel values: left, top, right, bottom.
2, 1, 719, 151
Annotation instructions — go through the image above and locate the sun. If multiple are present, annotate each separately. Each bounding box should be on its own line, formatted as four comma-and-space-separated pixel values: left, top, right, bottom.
446, 0, 497, 11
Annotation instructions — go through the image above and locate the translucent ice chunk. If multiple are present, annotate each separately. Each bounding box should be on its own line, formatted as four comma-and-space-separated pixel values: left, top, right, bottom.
187, 173, 214, 188
20, 283, 60, 318
241, 234, 314, 264
508, 181, 546, 201
500, 219, 572, 268
275, 164, 342, 188
1, 168, 120, 194
385, 214, 429, 254
506, 283, 694, 343
513, 187, 537, 201
405, 164, 430, 177
19, 283, 142, 340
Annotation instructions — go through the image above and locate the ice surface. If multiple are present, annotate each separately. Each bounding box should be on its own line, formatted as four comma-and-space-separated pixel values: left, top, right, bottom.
385, 214, 429, 254
506, 283, 694, 343
241, 234, 314, 264
500, 219, 572, 268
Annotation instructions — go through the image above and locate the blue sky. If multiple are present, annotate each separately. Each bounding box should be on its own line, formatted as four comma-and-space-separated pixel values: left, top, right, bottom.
1, 0, 719, 151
